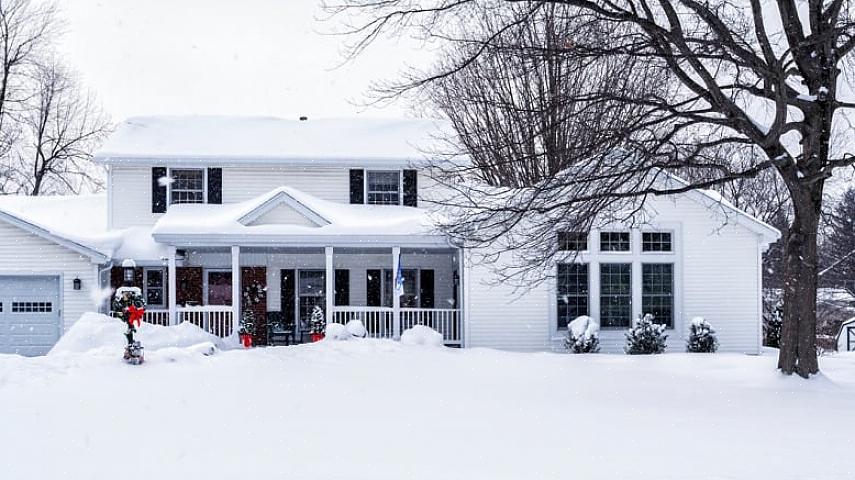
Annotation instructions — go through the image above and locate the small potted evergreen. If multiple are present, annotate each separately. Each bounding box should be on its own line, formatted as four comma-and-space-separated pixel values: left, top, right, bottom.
239, 310, 256, 348
309, 305, 326, 342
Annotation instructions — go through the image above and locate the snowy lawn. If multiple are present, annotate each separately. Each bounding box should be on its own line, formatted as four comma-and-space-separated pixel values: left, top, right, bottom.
1, 320, 854, 479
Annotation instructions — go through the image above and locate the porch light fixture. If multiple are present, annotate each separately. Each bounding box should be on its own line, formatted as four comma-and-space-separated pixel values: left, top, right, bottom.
122, 259, 137, 286
73, 277, 82, 290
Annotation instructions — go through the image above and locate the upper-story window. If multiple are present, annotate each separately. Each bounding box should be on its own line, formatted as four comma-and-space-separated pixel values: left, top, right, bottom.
600, 232, 631, 252
558, 232, 588, 252
366, 171, 401, 205
170, 169, 205, 204
642, 232, 672, 252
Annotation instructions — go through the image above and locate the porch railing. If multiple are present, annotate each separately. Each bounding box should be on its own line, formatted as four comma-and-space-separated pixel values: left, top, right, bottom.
332, 307, 395, 339
331, 307, 462, 345
176, 306, 234, 337
143, 309, 171, 327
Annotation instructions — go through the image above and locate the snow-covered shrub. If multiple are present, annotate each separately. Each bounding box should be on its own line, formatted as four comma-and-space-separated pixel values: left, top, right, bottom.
400, 325, 444, 347
625, 314, 668, 354
763, 297, 783, 348
346, 320, 367, 338
686, 317, 718, 353
324, 322, 348, 340
564, 315, 600, 353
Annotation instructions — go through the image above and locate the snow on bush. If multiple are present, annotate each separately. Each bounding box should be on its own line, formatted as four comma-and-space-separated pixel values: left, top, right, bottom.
346, 320, 367, 338
50, 313, 225, 355
400, 325, 444, 347
763, 296, 783, 348
625, 314, 668, 355
686, 317, 718, 353
324, 322, 349, 340
564, 315, 600, 353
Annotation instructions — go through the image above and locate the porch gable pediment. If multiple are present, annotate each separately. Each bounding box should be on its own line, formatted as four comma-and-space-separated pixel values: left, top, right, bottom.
238, 191, 331, 228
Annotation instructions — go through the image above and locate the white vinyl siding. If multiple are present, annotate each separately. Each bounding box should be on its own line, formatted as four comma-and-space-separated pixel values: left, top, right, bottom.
466, 193, 764, 354
0, 220, 98, 334
109, 166, 162, 228
222, 166, 349, 204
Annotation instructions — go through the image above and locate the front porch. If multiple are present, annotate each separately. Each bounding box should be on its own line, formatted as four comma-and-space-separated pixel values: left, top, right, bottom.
133, 246, 464, 346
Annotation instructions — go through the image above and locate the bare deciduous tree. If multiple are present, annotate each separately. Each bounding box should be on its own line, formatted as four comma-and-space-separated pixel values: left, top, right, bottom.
329, 0, 855, 376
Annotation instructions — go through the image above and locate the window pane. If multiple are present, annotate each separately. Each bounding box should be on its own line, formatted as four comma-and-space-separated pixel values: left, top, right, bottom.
600, 263, 631, 327
558, 232, 588, 251
600, 232, 631, 252
171, 169, 205, 204
146, 288, 163, 306
299, 270, 326, 327
146, 270, 163, 288
557, 263, 589, 328
367, 171, 401, 205
382, 268, 417, 307
642, 232, 672, 252
642, 263, 673, 327
207, 271, 232, 305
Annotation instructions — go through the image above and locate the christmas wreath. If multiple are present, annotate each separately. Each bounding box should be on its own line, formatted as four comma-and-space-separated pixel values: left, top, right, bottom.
242, 280, 266, 306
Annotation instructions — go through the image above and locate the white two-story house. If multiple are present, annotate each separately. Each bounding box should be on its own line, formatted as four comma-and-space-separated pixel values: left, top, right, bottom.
0, 115, 780, 355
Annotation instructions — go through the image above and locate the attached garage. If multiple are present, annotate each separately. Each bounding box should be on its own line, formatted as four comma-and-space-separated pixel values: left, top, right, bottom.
0, 201, 109, 356
0, 276, 61, 356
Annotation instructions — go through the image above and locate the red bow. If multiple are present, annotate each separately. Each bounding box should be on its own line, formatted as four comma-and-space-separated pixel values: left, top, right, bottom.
127, 304, 145, 327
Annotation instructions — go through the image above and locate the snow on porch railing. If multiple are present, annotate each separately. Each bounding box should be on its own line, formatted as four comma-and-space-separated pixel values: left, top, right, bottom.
176, 306, 234, 337
400, 308, 461, 345
332, 307, 394, 339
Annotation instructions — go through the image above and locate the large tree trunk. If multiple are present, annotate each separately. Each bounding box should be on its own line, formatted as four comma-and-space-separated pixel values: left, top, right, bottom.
777, 185, 822, 377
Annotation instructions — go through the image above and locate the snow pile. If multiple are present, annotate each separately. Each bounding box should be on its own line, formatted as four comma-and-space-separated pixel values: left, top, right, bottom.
324, 320, 369, 341
400, 325, 444, 347
345, 320, 367, 338
324, 322, 349, 341
49, 313, 225, 356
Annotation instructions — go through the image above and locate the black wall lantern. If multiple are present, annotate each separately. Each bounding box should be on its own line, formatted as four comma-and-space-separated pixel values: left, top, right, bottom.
122, 259, 137, 286
73, 277, 82, 290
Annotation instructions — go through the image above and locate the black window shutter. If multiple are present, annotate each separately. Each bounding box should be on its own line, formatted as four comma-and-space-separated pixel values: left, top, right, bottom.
349, 169, 365, 204
207, 168, 222, 204
366, 269, 381, 307
152, 167, 167, 213
419, 269, 434, 308
403, 170, 418, 207
280, 270, 296, 325
334, 269, 349, 306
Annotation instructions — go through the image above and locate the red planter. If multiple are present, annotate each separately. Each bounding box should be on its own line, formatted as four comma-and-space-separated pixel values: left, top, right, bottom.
240, 334, 253, 348
311, 333, 325, 343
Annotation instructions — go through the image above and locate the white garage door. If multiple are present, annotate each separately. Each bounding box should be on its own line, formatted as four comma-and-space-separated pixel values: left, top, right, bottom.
0, 276, 61, 356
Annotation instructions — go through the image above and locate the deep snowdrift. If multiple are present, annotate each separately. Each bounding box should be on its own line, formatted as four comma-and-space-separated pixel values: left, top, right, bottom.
1, 324, 853, 480
50, 312, 225, 356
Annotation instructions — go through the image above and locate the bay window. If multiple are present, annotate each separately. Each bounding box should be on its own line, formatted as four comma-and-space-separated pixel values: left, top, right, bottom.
642, 263, 674, 327
557, 263, 589, 329
600, 263, 632, 327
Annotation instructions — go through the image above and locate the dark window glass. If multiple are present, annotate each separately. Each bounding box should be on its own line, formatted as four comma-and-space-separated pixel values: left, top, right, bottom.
207, 271, 232, 305
171, 169, 205, 204
382, 268, 417, 307
145, 269, 165, 306
642, 263, 674, 327
298, 270, 326, 327
557, 263, 589, 328
642, 232, 672, 252
558, 232, 588, 251
600, 263, 632, 327
12, 302, 52, 313
367, 171, 401, 205
600, 232, 631, 252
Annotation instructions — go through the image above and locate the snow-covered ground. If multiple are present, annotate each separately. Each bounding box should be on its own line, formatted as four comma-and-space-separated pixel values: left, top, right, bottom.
1, 316, 853, 480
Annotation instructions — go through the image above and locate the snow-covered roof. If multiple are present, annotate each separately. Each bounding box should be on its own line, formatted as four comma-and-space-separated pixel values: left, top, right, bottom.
95, 116, 452, 167
0, 194, 167, 263
151, 186, 446, 246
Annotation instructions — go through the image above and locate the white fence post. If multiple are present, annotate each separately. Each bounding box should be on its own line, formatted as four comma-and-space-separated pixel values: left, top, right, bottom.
168, 246, 177, 326
325, 246, 334, 325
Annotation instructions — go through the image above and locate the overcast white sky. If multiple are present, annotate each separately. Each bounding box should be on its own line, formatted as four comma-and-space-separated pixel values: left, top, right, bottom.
55, 0, 427, 122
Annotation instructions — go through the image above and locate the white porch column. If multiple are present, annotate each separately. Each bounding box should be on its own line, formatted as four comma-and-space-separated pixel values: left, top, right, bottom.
392, 246, 401, 339
231, 245, 241, 338
167, 246, 177, 326
325, 246, 334, 325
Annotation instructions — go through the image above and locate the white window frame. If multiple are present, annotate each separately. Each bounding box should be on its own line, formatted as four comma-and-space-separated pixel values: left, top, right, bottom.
143, 267, 166, 308
557, 231, 589, 253
202, 268, 232, 306
364, 169, 403, 206
598, 230, 632, 253
167, 167, 207, 205
641, 231, 674, 253
550, 225, 682, 338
